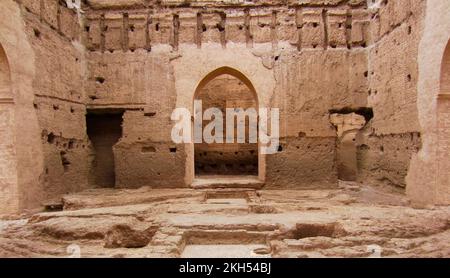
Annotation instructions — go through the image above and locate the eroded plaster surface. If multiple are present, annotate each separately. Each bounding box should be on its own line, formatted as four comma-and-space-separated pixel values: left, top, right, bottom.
406, 0, 450, 206
0, 0, 449, 216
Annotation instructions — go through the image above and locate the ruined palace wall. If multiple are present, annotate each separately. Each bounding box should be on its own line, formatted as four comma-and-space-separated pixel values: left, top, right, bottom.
0, 0, 44, 213
2, 0, 447, 212
17, 0, 90, 202
356, 0, 425, 189
82, 1, 371, 188
0, 31, 18, 215
407, 0, 450, 206
85, 49, 184, 188
268, 47, 369, 189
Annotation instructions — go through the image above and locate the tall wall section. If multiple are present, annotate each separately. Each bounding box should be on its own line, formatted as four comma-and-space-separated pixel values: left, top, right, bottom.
0, 0, 45, 214
14, 0, 89, 204
82, 0, 371, 189
407, 0, 450, 206
356, 0, 425, 189
2, 0, 440, 213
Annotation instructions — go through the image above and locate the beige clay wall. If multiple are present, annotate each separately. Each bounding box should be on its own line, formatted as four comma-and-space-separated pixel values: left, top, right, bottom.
2, 0, 448, 212
80, 0, 372, 189
0, 0, 92, 212
356, 0, 425, 189
0, 0, 44, 214
407, 0, 450, 206
0, 42, 18, 214
17, 0, 91, 202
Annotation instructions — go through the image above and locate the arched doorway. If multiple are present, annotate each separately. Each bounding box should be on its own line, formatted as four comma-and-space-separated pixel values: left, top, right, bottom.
0, 43, 18, 213
440, 41, 450, 95
193, 67, 260, 181
437, 40, 450, 197
0, 44, 11, 99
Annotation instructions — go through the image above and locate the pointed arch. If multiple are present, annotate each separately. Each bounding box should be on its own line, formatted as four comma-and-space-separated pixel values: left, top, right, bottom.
0, 43, 12, 100
193, 67, 259, 177
440, 40, 450, 95
185, 66, 266, 183
193, 66, 258, 107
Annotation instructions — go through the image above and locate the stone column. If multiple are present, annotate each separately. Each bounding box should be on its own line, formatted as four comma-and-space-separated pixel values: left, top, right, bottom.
330, 113, 366, 181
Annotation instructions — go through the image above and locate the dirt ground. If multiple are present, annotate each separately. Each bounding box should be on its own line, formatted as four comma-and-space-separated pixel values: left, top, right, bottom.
0, 181, 449, 258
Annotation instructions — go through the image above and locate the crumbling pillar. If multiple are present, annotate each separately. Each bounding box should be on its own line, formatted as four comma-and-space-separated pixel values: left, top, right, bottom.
330, 113, 366, 181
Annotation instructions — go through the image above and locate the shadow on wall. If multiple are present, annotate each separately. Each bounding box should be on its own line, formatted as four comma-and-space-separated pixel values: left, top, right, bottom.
440, 41, 450, 95
0, 44, 11, 98
194, 74, 258, 176
87, 110, 124, 188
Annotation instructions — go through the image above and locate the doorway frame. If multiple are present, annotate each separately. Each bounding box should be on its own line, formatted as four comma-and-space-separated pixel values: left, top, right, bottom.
192, 67, 261, 179
171, 47, 276, 187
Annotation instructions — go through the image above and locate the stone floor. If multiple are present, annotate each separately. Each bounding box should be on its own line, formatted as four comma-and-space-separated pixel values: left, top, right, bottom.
0, 181, 449, 258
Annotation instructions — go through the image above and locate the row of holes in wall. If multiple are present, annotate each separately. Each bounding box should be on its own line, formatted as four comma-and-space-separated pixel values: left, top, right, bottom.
142, 147, 177, 153
359, 144, 421, 154
27, 1, 79, 42
34, 102, 79, 114
25, 0, 414, 56
42, 131, 85, 173
84, 7, 377, 53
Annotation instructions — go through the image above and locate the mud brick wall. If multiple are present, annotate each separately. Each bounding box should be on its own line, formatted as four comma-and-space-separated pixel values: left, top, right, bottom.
437, 97, 450, 200
82, 1, 370, 52
356, 0, 425, 188
81, 0, 371, 189
0, 46, 17, 213
16, 0, 89, 201
3, 0, 444, 212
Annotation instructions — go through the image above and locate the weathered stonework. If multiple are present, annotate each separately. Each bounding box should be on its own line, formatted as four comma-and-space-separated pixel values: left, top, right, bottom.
406, 0, 450, 206
0, 0, 448, 218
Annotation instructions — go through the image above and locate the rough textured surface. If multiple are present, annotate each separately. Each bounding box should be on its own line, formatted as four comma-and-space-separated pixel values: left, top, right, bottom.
331, 113, 366, 181
0, 0, 372, 211
358, 0, 426, 191
0, 183, 449, 258
0, 0, 448, 259
0, 0, 44, 214
406, 0, 450, 206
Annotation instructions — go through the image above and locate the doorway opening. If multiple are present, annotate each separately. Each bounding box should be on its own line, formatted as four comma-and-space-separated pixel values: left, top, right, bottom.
194, 72, 258, 178
86, 109, 124, 188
